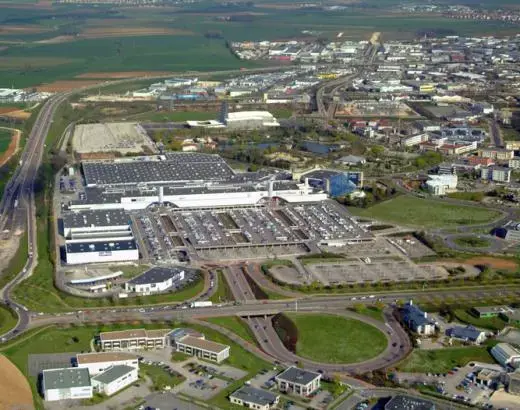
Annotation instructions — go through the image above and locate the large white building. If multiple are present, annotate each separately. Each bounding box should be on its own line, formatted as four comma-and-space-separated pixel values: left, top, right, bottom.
91, 365, 138, 396
62, 209, 131, 239
76, 352, 139, 375
491, 343, 520, 369
42, 368, 93, 402
124, 267, 185, 295
99, 328, 172, 351
65, 239, 139, 265
175, 335, 230, 363
425, 174, 458, 196
275, 367, 321, 397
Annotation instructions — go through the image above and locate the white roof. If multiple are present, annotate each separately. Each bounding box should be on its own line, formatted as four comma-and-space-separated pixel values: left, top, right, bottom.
227, 111, 275, 120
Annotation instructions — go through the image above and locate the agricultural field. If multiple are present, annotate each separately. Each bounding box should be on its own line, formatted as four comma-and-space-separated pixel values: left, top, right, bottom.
349, 196, 502, 228
0, 2, 518, 87
285, 313, 387, 364
0, 355, 33, 410
398, 347, 496, 373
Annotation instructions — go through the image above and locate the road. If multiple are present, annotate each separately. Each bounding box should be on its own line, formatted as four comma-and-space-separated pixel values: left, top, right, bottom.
489, 119, 504, 148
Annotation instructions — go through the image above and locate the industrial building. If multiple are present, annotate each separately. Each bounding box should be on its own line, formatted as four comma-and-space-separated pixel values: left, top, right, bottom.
491, 343, 520, 369
124, 267, 185, 295
175, 335, 230, 363
65, 239, 139, 265
275, 367, 321, 397
42, 368, 93, 402
91, 365, 138, 397
99, 329, 172, 351
62, 209, 131, 238
229, 386, 280, 410
76, 352, 139, 376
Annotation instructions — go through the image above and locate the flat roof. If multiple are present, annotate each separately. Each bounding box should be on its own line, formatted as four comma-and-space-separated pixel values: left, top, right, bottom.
43, 367, 91, 390
230, 386, 278, 406
473, 306, 513, 315
82, 153, 235, 187
385, 395, 435, 410
127, 267, 184, 286
77, 352, 138, 365
275, 366, 321, 385
177, 335, 229, 354
92, 365, 135, 385
66, 239, 137, 253
63, 209, 130, 229
100, 328, 171, 341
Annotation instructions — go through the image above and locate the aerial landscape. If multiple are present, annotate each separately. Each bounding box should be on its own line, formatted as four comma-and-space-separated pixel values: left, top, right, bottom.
1, 0, 520, 409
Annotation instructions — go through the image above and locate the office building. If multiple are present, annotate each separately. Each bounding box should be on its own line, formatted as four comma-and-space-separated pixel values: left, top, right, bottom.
229, 386, 280, 410
175, 335, 230, 364
275, 367, 321, 397
99, 329, 172, 351
76, 352, 139, 376
42, 368, 93, 402
91, 365, 138, 396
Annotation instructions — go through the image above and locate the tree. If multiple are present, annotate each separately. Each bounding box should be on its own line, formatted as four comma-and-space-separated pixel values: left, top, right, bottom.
370, 145, 385, 157
353, 303, 365, 313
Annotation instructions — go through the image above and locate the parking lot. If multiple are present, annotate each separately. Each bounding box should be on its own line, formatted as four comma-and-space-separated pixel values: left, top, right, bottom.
28, 353, 77, 378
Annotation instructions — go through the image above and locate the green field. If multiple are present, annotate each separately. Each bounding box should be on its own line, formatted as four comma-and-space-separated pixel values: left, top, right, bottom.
203, 316, 256, 345
286, 313, 387, 364
453, 236, 491, 248
140, 363, 185, 391
0, 305, 17, 336
209, 270, 235, 304
1, 2, 519, 87
398, 347, 496, 373
0, 129, 13, 154
349, 196, 502, 228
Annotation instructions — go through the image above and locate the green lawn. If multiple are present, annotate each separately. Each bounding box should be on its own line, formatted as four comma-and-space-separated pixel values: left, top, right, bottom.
454, 309, 508, 332
453, 236, 491, 248
140, 363, 185, 391
209, 270, 235, 304
0, 232, 28, 291
286, 313, 387, 364
398, 347, 496, 373
0, 129, 13, 154
0, 305, 17, 336
349, 196, 501, 228
350, 306, 385, 322
203, 316, 257, 345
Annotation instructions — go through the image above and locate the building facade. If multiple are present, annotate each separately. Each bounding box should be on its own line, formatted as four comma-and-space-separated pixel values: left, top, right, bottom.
175, 335, 230, 363
99, 329, 172, 351
42, 368, 93, 402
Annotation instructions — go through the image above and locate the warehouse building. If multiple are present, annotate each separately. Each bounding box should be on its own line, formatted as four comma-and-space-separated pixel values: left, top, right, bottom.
275, 367, 321, 397
124, 267, 185, 295
491, 343, 520, 369
175, 335, 230, 363
91, 365, 138, 396
62, 209, 131, 238
42, 368, 93, 402
65, 239, 139, 265
76, 352, 139, 376
229, 386, 280, 410
99, 329, 172, 351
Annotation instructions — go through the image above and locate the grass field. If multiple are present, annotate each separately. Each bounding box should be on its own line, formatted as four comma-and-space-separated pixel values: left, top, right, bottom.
203, 316, 256, 345
0, 305, 17, 336
349, 196, 502, 228
398, 347, 496, 373
453, 236, 491, 248
286, 313, 387, 364
209, 270, 235, 304
0, 129, 13, 154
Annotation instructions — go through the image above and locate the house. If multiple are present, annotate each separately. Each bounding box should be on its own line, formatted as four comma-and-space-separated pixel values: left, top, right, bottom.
91, 365, 138, 396
99, 329, 172, 351
446, 326, 486, 345
401, 300, 436, 336
336, 155, 366, 166
275, 367, 321, 397
76, 352, 139, 376
175, 335, 230, 363
385, 395, 435, 410
491, 343, 520, 369
42, 368, 93, 402
229, 386, 280, 410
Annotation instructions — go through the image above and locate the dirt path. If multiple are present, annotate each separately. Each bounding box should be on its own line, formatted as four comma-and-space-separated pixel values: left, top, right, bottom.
0, 127, 21, 168
0, 355, 34, 410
